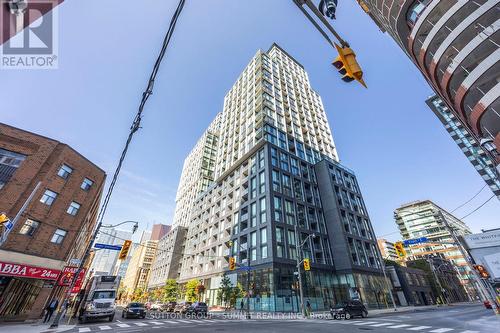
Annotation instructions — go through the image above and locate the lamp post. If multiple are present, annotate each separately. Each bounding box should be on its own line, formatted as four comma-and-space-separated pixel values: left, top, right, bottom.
294, 224, 316, 318
50, 220, 139, 328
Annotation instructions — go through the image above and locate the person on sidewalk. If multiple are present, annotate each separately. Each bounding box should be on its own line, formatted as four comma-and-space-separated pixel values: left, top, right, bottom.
43, 298, 59, 323
306, 300, 312, 318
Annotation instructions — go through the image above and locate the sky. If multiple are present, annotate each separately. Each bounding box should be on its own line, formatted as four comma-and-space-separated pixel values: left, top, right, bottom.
1, 0, 498, 242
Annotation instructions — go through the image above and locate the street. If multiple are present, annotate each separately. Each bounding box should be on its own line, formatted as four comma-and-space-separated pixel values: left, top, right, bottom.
63, 304, 498, 333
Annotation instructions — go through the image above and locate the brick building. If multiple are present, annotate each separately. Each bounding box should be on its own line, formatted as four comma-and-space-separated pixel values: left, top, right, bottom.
0, 123, 105, 321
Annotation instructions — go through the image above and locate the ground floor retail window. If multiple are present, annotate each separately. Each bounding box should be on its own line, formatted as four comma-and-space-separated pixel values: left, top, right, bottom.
0, 277, 44, 317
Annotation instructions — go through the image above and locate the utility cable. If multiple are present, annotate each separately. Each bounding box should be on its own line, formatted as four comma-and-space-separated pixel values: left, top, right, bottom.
451, 184, 487, 213
459, 194, 495, 220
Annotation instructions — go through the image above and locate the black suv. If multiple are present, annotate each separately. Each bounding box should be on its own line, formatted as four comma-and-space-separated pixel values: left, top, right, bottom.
122, 302, 146, 319
186, 302, 208, 316
330, 300, 368, 320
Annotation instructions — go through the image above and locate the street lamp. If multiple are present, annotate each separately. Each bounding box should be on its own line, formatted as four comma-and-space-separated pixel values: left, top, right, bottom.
50, 220, 140, 328
294, 224, 316, 318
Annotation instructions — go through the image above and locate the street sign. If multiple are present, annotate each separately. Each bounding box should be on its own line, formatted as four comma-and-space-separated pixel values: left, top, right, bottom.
237, 266, 253, 272
403, 237, 428, 246
94, 243, 122, 251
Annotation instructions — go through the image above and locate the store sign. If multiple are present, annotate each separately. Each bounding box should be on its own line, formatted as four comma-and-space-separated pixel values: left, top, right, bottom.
0, 260, 60, 280
463, 230, 500, 249
483, 252, 500, 279
58, 266, 85, 293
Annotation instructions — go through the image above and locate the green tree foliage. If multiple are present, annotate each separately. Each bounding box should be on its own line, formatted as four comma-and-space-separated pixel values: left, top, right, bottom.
185, 279, 199, 302
162, 279, 179, 303
217, 274, 233, 308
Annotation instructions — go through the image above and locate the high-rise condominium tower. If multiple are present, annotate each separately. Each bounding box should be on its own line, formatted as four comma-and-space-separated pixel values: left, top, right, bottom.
358, 0, 500, 166
150, 44, 388, 312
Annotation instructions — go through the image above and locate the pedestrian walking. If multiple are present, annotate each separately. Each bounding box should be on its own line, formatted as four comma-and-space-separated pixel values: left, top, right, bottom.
43, 298, 59, 323
306, 299, 312, 317
240, 300, 244, 312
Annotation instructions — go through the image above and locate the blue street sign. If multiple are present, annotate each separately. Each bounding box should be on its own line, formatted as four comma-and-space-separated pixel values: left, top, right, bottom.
94, 243, 122, 251
237, 266, 253, 272
4, 220, 13, 231
403, 237, 428, 246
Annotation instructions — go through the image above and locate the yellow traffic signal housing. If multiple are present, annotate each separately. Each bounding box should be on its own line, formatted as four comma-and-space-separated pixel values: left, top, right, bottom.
394, 241, 406, 258
118, 240, 132, 260
229, 257, 236, 271
473, 264, 490, 279
303, 258, 311, 271
332, 43, 367, 88
0, 213, 9, 224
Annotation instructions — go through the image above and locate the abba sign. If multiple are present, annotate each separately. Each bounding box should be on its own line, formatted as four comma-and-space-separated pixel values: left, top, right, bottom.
0, 260, 60, 280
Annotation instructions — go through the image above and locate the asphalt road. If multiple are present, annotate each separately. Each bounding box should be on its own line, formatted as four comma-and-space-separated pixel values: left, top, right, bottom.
67, 304, 498, 333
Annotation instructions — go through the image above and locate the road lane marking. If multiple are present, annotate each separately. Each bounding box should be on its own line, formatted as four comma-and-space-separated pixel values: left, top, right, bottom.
78, 328, 91, 333
353, 321, 379, 325
407, 326, 432, 331
429, 329, 454, 333
177, 320, 193, 323
134, 322, 148, 326
116, 323, 130, 327
163, 320, 180, 324
460, 331, 479, 333
369, 323, 393, 327
150, 321, 164, 325
98, 326, 112, 330
388, 324, 412, 329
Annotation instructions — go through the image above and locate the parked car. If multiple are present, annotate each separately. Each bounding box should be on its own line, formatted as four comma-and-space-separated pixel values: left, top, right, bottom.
186, 302, 208, 316
161, 302, 177, 312
122, 302, 146, 319
173, 301, 192, 314
150, 303, 163, 311
330, 300, 368, 320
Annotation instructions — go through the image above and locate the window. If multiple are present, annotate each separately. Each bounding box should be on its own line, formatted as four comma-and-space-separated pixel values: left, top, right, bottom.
280, 152, 289, 171
272, 170, 281, 192
67, 201, 81, 216
0, 148, 26, 189
276, 227, 284, 243
51, 228, 67, 244
273, 196, 282, 222
259, 171, 266, 194
250, 177, 257, 199
40, 189, 58, 206
261, 245, 268, 259
260, 227, 267, 244
57, 164, 73, 179
271, 147, 278, 166
285, 200, 295, 225
81, 178, 93, 191
251, 231, 257, 247
290, 158, 299, 176
19, 219, 40, 236
287, 230, 296, 246
250, 202, 257, 227
259, 197, 267, 223
282, 174, 292, 196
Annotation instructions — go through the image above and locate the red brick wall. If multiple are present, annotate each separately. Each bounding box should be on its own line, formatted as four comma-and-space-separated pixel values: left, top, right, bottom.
0, 123, 105, 262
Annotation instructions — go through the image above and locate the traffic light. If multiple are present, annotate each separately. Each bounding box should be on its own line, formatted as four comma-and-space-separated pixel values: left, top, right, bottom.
118, 240, 132, 260
332, 43, 367, 88
319, 0, 338, 19
473, 265, 490, 279
0, 213, 9, 224
229, 257, 236, 271
394, 241, 406, 258
303, 258, 311, 271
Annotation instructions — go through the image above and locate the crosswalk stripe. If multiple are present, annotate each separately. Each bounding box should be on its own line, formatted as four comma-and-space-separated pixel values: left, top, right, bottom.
388, 324, 412, 329
408, 326, 432, 331
369, 323, 393, 327
134, 322, 148, 326
116, 323, 130, 328
98, 326, 112, 330
429, 329, 454, 333
163, 320, 180, 324
460, 331, 479, 333
177, 320, 193, 323
150, 321, 164, 325
78, 328, 91, 333
353, 321, 378, 325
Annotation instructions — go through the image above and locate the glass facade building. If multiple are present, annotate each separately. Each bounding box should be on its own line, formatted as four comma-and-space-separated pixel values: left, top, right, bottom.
153, 44, 390, 311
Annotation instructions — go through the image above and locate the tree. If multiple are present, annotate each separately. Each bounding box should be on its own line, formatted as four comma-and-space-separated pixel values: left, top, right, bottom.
152, 287, 162, 302
162, 279, 179, 303
132, 288, 145, 302
229, 282, 246, 308
185, 279, 199, 302
217, 274, 233, 308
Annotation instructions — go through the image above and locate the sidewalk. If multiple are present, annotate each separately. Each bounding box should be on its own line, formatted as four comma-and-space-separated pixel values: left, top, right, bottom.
0, 320, 76, 333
